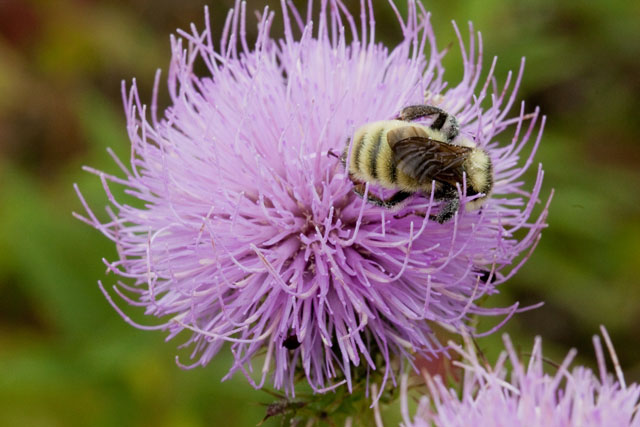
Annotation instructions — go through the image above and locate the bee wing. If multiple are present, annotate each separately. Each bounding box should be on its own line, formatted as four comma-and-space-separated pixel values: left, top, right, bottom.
388, 133, 472, 185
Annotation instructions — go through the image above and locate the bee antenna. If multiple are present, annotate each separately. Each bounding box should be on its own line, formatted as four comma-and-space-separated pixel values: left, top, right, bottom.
327, 149, 340, 159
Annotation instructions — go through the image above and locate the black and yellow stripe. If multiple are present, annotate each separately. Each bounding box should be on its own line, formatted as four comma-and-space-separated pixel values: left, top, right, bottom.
349, 120, 407, 190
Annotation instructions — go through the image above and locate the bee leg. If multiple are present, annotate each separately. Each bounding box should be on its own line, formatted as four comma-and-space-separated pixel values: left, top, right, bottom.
397, 105, 460, 142
351, 182, 386, 207
382, 191, 413, 208
352, 183, 412, 209
433, 188, 460, 224
394, 187, 460, 223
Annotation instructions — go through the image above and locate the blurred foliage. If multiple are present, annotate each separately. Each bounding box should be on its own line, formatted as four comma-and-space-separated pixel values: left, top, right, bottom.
0, 0, 639, 425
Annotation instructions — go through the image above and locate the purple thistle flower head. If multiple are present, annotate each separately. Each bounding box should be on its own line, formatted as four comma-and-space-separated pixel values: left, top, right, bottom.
75, 0, 549, 394
403, 327, 640, 427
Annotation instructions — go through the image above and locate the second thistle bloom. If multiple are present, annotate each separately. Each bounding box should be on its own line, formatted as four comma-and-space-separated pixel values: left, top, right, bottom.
76, 0, 549, 393
404, 328, 640, 427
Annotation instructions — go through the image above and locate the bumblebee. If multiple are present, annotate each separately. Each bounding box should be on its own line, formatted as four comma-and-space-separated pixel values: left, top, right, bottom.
343, 104, 493, 223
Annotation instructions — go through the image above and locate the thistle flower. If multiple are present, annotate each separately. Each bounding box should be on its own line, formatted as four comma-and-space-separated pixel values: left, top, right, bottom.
402, 327, 640, 427
75, 0, 549, 394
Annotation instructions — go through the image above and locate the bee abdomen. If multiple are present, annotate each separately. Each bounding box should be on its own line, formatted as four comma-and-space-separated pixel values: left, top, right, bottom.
349, 127, 367, 175
350, 123, 383, 177
349, 121, 404, 188
375, 135, 397, 187
368, 127, 385, 179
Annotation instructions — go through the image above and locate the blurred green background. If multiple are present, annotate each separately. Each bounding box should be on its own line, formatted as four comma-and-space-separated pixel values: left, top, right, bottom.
0, 0, 639, 425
